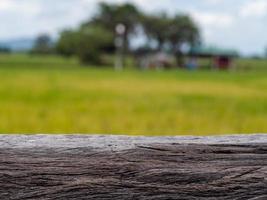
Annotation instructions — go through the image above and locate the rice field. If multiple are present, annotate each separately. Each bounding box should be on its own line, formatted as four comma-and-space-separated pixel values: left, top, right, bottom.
0, 53, 267, 135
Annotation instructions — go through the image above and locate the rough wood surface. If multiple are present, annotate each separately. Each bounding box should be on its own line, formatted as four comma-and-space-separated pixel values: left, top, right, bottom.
0, 135, 267, 200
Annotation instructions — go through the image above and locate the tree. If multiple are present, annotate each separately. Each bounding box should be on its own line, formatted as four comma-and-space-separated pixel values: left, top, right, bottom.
88, 2, 141, 53
141, 13, 170, 51
166, 15, 200, 66
0, 46, 11, 54
32, 34, 54, 54
56, 30, 79, 57
76, 26, 113, 64
55, 2, 201, 68
56, 26, 113, 65
140, 14, 200, 67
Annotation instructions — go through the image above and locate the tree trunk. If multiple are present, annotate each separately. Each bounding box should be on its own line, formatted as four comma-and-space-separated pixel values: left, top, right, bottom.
175, 49, 185, 68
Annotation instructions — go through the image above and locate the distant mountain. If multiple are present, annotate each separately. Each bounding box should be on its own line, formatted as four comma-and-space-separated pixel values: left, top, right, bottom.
0, 38, 35, 52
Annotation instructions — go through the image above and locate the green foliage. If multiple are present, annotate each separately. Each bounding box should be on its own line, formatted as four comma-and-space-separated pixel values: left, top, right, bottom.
92, 2, 140, 32
141, 14, 199, 52
167, 15, 200, 66
32, 34, 54, 54
56, 30, 79, 57
0, 46, 11, 53
141, 13, 170, 50
56, 2, 201, 66
167, 15, 200, 51
76, 26, 113, 64
56, 26, 113, 65
140, 13, 200, 67
88, 2, 141, 55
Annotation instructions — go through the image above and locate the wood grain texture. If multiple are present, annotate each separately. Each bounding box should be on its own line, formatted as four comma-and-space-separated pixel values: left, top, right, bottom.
0, 135, 267, 200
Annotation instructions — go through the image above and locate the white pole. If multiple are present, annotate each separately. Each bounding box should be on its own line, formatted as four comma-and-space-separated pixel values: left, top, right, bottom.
115, 24, 126, 71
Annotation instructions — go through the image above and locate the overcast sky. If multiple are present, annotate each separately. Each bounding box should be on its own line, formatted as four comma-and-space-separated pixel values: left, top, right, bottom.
0, 0, 267, 55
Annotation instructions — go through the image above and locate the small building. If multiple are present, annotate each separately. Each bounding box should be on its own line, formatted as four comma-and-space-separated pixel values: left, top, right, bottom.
188, 46, 239, 70
136, 52, 176, 70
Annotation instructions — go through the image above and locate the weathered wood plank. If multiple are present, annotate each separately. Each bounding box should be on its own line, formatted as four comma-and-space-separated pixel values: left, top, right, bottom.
0, 135, 267, 200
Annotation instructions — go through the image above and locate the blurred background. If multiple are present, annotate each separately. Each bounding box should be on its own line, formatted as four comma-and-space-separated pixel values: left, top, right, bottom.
0, 0, 267, 135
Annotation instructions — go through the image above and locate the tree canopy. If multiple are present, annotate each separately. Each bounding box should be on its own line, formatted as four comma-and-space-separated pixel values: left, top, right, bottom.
56, 2, 201, 66
56, 30, 79, 57
141, 13, 170, 51
89, 2, 141, 53
32, 34, 54, 54
76, 26, 113, 64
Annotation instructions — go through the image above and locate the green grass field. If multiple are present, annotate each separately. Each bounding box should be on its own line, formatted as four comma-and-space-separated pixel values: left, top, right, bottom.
0, 53, 267, 135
